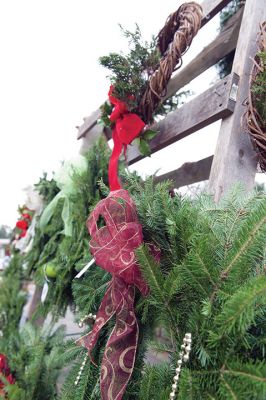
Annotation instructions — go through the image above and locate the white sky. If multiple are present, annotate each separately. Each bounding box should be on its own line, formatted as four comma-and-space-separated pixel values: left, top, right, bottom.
0, 1, 264, 227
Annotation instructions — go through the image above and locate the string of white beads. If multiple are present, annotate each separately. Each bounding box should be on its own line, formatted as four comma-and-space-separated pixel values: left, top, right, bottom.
169, 333, 192, 400
75, 313, 97, 386
74, 353, 89, 386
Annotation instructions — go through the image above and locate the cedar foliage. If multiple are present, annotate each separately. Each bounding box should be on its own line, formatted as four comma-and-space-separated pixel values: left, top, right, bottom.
99, 25, 189, 124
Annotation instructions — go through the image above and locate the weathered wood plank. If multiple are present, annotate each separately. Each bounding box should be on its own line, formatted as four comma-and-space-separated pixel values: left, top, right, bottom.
201, 0, 232, 27
165, 7, 243, 100
79, 123, 105, 154
77, 109, 102, 140
154, 156, 213, 187
127, 73, 238, 165
26, 285, 45, 327
208, 0, 265, 201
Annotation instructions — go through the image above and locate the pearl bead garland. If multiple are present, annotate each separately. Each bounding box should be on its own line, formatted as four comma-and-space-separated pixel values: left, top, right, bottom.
78, 313, 97, 328
74, 353, 89, 386
169, 333, 192, 400
75, 313, 96, 386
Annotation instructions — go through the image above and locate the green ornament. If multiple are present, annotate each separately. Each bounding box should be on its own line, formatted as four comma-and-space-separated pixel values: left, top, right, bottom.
45, 262, 57, 279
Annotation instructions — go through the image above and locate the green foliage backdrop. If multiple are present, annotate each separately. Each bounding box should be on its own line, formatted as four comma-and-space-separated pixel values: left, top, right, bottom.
1, 140, 265, 400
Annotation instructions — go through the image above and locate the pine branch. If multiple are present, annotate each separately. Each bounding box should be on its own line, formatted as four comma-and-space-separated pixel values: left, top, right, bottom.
178, 369, 196, 400
219, 375, 239, 400
136, 244, 166, 303
221, 361, 266, 399
136, 244, 181, 340
163, 266, 182, 301
220, 198, 266, 290
212, 275, 266, 338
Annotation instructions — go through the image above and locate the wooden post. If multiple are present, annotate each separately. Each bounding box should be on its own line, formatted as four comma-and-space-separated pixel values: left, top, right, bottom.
208, 0, 266, 202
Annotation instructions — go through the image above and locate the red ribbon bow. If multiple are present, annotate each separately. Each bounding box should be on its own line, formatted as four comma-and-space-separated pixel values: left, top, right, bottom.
108, 86, 145, 191
76, 190, 149, 400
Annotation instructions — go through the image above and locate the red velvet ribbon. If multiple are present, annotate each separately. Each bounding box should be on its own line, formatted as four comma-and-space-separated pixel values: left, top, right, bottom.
76, 190, 160, 400
108, 87, 145, 191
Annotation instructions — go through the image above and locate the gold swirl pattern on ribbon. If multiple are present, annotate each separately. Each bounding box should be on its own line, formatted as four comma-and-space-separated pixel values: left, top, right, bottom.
119, 346, 136, 374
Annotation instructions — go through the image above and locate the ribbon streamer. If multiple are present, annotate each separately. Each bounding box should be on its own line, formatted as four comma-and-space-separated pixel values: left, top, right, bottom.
76, 190, 149, 400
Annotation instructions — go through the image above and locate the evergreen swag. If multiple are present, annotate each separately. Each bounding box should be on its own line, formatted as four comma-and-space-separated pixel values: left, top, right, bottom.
1, 140, 266, 399
0, 255, 26, 340
25, 138, 110, 317
60, 170, 266, 400
1, 140, 110, 399
0, 323, 66, 400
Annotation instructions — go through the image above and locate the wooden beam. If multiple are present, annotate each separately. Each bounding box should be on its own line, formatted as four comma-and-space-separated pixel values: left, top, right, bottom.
154, 156, 213, 187
201, 0, 232, 27
127, 73, 238, 165
208, 0, 265, 201
165, 7, 243, 100
79, 123, 105, 154
26, 285, 45, 327
77, 109, 101, 139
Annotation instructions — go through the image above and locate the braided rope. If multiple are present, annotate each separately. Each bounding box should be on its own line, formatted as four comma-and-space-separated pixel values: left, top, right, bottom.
138, 2, 203, 123
243, 22, 266, 171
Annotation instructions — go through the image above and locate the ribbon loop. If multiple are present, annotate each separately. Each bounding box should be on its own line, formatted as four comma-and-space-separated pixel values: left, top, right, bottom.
87, 190, 148, 295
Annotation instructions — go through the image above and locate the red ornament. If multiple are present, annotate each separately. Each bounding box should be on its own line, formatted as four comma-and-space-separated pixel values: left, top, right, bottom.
0, 354, 9, 374
0, 354, 15, 391
16, 219, 28, 231
76, 190, 157, 400
6, 374, 15, 385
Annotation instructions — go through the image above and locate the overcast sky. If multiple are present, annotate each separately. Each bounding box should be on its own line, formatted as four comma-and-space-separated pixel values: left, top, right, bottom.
0, 1, 264, 227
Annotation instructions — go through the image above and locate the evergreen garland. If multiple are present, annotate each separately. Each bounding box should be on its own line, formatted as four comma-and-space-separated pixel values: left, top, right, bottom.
0, 254, 26, 340
59, 171, 266, 399
1, 323, 66, 400
29, 138, 110, 317
1, 139, 111, 398
1, 141, 266, 399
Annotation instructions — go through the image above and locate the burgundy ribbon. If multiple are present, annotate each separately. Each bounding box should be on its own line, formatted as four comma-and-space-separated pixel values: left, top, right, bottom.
77, 277, 138, 400
76, 88, 156, 399
76, 190, 152, 400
